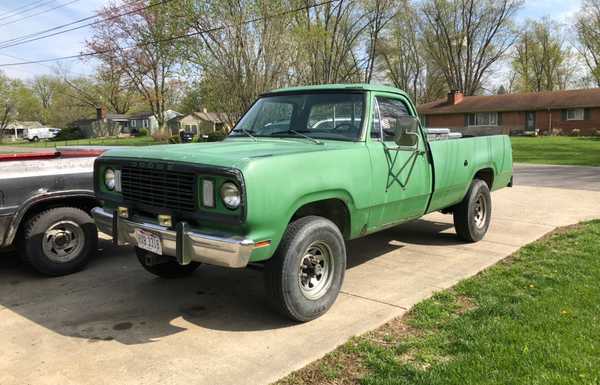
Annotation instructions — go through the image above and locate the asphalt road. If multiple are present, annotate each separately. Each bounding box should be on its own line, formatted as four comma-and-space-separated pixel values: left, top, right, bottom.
514, 163, 600, 191
1, 165, 599, 385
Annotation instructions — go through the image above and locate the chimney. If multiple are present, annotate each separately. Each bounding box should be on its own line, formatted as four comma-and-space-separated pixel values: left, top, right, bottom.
203, 107, 208, 114
96, 106, 107, 121
447, 90, 464, 105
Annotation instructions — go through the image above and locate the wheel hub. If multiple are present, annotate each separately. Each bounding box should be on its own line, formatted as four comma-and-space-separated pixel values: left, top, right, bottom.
298, 241, 334, 300
42, 220, 85, 263
473, 194, 487, 228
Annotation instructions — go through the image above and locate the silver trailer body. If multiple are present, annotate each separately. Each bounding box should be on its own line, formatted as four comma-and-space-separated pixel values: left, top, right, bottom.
0, 153, 98, 248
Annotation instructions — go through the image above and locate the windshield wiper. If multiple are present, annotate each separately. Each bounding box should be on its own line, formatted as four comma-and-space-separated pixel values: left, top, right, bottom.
270, 130, 322, 145
231, 128, 257, 141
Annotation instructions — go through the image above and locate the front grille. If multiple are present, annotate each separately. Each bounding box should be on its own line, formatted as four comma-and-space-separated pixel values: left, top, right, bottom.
121, 164, 196, 211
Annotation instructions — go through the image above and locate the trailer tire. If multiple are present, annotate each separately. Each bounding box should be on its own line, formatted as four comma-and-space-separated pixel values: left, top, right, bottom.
453, 179, 492, 242
19, 207, 98, 276
264, 216, 346, 322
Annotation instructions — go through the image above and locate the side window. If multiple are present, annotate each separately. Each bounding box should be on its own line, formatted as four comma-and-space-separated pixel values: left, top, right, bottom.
372, 97, 410, 141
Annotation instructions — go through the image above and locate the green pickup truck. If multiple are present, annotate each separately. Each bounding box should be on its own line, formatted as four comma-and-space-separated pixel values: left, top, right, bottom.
92, 84, 512, 321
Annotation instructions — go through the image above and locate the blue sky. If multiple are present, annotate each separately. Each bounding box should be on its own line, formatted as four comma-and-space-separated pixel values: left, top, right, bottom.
0, 0, 585, 80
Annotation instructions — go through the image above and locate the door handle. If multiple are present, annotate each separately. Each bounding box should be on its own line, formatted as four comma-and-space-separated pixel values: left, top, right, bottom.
464, 160, 469, 166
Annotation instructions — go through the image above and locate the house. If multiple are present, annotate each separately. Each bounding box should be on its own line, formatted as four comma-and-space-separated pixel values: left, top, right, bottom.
71, 107, 130, 137
174, 109, 231, 136
128, 110, 182, 134
418, 89, 600, 136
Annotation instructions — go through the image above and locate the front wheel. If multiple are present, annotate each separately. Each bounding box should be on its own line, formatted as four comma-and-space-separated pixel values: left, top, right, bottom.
453, 179, 492, 242
135, 247, 200, 278
264, 216, 346, 322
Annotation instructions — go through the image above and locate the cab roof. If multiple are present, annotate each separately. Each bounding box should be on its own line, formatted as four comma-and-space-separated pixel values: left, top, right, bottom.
264, 83, 409, 97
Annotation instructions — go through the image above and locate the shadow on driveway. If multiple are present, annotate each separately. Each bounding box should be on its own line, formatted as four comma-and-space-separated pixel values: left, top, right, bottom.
0, 218, 461, 345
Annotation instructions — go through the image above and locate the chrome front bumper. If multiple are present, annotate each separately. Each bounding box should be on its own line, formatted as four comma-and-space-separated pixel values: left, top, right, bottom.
91, 207, 255, 268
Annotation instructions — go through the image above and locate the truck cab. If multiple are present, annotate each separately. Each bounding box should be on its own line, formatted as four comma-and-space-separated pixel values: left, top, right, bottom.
92, 84, 512, 321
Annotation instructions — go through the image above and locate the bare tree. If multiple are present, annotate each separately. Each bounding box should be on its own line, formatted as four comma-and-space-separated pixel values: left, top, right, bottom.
183, 0, 293, 122
363, 0, 398, 83
575, 0, 600, 87
86, 0, 185, 131
291, 0, 371, 84
419, 0, 522, 96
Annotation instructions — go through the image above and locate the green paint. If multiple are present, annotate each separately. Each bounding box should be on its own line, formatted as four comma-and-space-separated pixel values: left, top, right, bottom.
95, 84, 513, 263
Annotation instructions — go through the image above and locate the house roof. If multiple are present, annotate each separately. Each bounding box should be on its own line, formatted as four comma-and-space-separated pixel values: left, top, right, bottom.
418, 88, 600, 115
186, 111, 228, 124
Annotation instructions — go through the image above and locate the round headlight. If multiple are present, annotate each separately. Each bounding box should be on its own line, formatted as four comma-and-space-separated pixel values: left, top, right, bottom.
104, 168, 116, 190
220, 182, 241, 209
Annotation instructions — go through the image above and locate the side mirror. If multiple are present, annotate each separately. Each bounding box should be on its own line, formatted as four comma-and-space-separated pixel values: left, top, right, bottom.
394, 116, 419, 147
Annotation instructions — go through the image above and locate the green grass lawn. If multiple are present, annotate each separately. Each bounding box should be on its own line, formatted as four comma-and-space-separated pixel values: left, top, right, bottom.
0, 135, 159, 149
278, 220, 600, 385
511, 136, 600, 166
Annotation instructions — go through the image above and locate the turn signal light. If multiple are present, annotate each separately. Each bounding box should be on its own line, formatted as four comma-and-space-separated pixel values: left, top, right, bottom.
117, 206, 129, 218
158, 214, 172, 227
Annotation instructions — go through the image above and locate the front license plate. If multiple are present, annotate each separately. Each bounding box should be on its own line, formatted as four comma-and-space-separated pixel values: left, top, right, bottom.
135, 229, 162, 255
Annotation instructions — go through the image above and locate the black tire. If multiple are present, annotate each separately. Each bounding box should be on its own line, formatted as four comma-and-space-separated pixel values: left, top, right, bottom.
32, 136, 39, 142
265, 216, 346, 322
453, 179, 492, 242
135, 247, 200, 278
19, 207, 98, 276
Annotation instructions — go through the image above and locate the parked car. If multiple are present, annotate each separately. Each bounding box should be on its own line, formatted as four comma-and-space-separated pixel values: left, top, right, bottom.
92, 84, 513, 321
0, 148, 104, 276
23, 127, 61, 142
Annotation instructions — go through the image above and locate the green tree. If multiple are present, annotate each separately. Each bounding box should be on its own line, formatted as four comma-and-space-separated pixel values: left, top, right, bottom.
512, 19, 572, 92
575, 0, 600, 87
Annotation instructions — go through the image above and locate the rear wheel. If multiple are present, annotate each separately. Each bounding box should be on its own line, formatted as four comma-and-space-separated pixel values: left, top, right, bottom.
19, 207, 98, 276
265, 216, 346, 322
32, 136, 39, 142
453, 179, 492, 242
135, 247, 200, 278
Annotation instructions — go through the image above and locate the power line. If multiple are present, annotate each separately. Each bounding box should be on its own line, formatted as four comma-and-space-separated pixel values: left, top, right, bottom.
0, 0, 56, 22
0, 0, 340, 68
0, 0, 48, 19
0, 0, 82, 28
0, 0, 163, 50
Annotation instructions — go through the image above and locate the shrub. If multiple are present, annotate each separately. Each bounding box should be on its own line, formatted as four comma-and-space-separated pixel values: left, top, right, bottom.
168, 135, 180, 144
151, 130, 171, 142
51, 127, 84, 141
136, 128, 149, 137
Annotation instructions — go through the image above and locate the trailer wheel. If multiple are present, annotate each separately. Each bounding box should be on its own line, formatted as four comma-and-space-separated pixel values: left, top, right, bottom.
453, 179, 492, 242
264, 216, 346, 322
135, 247, 200, 278
19, 207, 98, 276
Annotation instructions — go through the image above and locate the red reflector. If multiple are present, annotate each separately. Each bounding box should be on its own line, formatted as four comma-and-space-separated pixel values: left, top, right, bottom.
255, 240, 272, 248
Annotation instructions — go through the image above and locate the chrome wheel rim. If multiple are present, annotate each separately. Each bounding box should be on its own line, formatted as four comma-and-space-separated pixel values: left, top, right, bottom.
42, 220, 85, 263
298, 241, 334, 300
473, 194, 487, 228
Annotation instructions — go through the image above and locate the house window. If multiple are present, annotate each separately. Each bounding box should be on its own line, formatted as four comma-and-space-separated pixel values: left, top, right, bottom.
566, 109, 584, 121
468, 112, 498, 126
131, 120, 136, 128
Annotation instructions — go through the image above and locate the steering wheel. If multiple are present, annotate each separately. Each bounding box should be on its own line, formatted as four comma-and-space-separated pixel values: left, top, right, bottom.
332, 123, 356, 131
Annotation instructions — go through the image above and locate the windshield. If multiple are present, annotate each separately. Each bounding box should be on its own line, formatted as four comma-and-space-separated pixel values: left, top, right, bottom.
230, 93, 365, 141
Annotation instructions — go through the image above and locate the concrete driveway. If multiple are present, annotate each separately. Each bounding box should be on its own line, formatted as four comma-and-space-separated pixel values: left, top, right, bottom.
1, 165, 599, 385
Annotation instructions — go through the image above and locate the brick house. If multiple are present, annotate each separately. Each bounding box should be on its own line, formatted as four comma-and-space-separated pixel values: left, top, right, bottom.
418, 89, 600, 136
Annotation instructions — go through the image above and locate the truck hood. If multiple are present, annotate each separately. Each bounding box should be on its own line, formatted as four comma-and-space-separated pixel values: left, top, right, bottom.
100, 138, 347, 169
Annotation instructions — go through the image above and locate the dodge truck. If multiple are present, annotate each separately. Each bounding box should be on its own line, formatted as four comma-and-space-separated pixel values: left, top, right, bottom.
92, 84, 512, 321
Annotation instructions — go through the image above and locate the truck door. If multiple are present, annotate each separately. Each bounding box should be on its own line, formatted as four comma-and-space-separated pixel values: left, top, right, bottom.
366, 94, 432, 229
